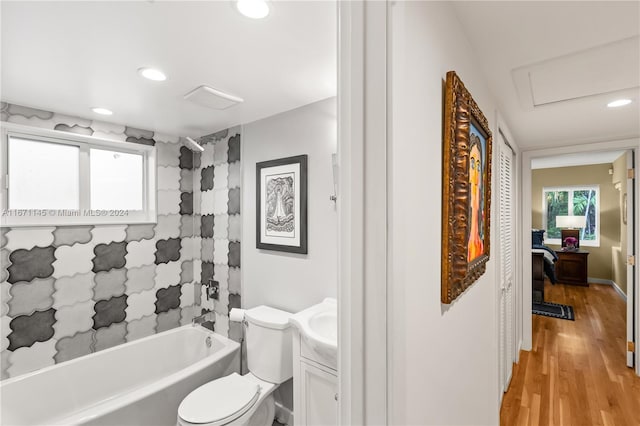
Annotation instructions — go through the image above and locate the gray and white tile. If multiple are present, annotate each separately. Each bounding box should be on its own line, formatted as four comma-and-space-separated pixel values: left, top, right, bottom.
53, 300, 95, 340
8, 278, 55, 317
155, 262, 181, 289
7, 340, 57, 378
53, 243, 94, 278
124, 265, 157, 295
125, 238, 156, 269
125, 289, 157, 321
91, 226, 127, 245
5, 228, 55, 251
53, 273, 95, 309
125, 314, 157, 342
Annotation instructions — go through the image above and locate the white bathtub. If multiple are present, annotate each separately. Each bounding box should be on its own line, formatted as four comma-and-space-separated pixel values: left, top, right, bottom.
0, 325, 240, 426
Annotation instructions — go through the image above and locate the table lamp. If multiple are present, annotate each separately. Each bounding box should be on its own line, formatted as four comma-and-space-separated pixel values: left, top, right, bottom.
555, 215, 586, 250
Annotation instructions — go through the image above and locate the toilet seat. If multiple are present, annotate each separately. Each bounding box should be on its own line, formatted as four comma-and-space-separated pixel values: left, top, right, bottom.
178, 373, 261, 425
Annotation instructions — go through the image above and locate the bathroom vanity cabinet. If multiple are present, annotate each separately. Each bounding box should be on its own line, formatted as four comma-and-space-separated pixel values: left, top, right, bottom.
297, 359, 338, 425
291, 329, 338, 426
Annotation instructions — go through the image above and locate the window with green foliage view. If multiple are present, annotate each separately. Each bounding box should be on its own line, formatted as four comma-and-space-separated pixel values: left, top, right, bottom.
542, 186, 599, 247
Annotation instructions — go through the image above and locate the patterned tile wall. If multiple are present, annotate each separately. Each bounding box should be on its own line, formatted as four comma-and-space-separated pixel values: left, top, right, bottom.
194, 127, 242, 343
0, 103, 201, 379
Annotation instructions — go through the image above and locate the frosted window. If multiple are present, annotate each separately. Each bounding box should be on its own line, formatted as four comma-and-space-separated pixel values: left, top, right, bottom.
90, 149, 143, 210
8, 136, 79, 209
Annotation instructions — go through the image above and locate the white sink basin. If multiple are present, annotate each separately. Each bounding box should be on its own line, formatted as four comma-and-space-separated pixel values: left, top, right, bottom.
290, 298, 337, 368
308, 310, 337, 346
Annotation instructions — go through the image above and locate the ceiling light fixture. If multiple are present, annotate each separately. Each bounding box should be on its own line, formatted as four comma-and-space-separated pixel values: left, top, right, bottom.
235, 0, 270, 19
138, 67, 167, 82
91, 107, 113, 116
607, 99, 632, 108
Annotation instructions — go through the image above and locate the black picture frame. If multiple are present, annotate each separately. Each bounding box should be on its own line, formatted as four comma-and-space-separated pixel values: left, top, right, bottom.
256, 155, 308, 254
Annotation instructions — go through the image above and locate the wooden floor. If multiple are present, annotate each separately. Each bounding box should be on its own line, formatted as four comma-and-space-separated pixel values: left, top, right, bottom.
501, 281, 640, 426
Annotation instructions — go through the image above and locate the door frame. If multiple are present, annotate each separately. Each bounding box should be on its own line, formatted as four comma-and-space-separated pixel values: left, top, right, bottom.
626, 149, 635, 367
337, 1, 389, 424
521, 138, 640, 376
495, 115, 521, 404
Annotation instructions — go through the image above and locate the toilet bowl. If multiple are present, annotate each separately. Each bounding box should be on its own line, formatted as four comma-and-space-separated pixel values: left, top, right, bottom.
177, 373, 276, 426
177, 306, 293, 426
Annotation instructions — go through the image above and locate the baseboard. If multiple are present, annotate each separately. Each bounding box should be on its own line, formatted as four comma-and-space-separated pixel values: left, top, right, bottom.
588, 277, 613, 285
274, 401, 294, 426
588, 277, 627, 301
611, 281, 627, 301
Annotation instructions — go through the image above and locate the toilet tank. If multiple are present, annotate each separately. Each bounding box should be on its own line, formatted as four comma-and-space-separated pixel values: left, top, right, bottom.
244, 306, 293, 384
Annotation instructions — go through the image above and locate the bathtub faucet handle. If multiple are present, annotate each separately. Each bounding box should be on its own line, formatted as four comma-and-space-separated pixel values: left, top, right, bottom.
206, 279, 219, 301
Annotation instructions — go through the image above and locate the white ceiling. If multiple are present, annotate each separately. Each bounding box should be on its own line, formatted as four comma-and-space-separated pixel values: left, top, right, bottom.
452, 1, 640, 150
1, 1, 337, 138
3, 2, 638, 150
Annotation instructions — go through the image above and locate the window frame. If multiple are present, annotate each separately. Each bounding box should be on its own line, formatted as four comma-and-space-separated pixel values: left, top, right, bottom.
1, 122, 157, 227
541, 184, 600, 247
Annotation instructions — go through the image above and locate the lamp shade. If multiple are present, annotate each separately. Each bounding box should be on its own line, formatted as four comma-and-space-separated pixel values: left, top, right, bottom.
556, 215, 587, 229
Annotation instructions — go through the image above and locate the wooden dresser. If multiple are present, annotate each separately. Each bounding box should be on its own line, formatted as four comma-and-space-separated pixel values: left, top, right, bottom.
556, 250, 589, 286
532, 252, 545, 303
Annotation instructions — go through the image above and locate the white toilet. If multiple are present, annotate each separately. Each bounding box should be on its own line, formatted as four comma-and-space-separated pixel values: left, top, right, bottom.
177, 306, 293, 426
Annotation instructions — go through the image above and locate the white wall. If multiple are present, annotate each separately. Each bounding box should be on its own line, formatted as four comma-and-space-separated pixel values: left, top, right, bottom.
242, 97, 338, 313
389, 2, 500, 424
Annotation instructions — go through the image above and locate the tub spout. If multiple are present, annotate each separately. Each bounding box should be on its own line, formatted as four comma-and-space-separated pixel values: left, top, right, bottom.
192, 312, 211, 327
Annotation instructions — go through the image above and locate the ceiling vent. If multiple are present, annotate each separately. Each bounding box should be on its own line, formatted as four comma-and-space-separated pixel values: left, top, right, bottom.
184, 85, 244, 110
512, 36, 639, 109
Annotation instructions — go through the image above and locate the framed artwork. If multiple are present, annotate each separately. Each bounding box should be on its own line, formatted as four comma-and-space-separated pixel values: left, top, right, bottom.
256, 155, 308, 254
441, 71, 493, 304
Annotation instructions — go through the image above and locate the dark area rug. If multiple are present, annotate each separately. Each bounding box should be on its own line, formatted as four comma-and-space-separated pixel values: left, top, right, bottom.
532, 302, 575, 321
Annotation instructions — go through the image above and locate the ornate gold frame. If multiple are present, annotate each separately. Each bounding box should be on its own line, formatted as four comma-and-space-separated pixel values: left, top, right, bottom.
441, 71, 493, 304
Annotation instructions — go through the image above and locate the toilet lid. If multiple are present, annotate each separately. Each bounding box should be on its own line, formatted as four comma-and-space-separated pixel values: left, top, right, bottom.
178, 373, 260, 425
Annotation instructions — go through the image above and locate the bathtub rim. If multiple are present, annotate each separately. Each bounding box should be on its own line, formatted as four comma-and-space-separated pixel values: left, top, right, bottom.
1, 324, 238, 386
1, 325, 241, 425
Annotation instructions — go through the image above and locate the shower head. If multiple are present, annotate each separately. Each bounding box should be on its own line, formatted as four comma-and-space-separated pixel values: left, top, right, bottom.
183, 136, 205, 152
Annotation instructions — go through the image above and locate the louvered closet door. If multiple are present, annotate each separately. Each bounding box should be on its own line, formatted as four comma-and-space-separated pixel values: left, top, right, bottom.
499, 132, 515, 393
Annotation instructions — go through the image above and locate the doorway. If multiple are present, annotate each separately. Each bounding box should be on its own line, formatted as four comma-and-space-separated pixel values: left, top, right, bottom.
501, 143, 640, 424
521, 142, 639, 375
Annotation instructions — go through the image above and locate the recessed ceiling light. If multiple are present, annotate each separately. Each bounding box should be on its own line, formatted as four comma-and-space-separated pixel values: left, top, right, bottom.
235, 0, 270, 19
138, 67, 167, 81
607, 99, 632, 108
92, 107, 113, 116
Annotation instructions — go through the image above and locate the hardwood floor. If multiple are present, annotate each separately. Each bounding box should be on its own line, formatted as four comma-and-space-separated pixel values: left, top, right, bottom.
501, 281, 640, 426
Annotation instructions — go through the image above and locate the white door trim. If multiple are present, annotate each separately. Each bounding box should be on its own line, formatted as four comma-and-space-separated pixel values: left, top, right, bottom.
521, 138, 640, 376
337, 1, 389, 424
626, 149, 635, 368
